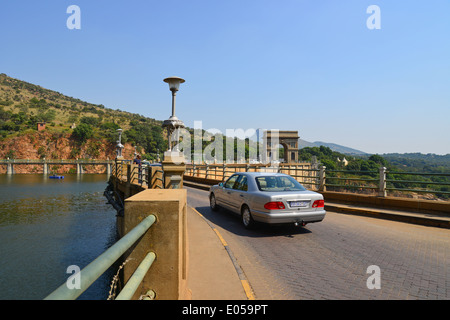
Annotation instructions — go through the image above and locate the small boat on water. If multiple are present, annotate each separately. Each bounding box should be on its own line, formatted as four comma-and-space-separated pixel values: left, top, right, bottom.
49, 175, 64, 179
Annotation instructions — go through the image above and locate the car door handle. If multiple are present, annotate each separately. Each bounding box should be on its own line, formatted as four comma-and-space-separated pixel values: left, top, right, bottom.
239, 194, 244, 197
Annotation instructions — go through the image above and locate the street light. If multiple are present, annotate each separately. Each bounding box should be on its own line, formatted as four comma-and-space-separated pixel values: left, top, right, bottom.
116, 128, 124, 158
162, 76, 185, 152
161, 76, 187, 189
164, 76, 185, 118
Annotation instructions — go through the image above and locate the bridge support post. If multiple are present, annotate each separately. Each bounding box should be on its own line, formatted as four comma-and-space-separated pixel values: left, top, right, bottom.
77, 162, 83, 174
43, 162, 48, 175
6, 160, 13, 175
106, 163, 111, 175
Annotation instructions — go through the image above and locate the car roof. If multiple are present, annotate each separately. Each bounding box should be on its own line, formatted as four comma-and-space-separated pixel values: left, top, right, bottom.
232, 172, 287, 177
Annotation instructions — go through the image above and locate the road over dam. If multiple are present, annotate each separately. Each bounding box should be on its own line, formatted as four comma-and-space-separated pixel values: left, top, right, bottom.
185, 186, 450, 300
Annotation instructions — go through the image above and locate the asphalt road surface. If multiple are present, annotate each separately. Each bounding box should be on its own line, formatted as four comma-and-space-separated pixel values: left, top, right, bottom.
185, 186, 450, 300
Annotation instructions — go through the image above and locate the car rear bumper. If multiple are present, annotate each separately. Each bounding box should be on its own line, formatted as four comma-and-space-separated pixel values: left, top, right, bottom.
252, 209, 326, 224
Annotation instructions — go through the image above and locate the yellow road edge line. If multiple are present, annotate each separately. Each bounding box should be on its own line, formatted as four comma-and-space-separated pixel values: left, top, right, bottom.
192, 207, 204, 217
212, 228, 228, 247
241, 280, 255, 300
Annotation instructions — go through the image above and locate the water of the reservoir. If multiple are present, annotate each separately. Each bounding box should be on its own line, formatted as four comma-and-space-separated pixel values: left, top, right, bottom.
0, 174, 118, 300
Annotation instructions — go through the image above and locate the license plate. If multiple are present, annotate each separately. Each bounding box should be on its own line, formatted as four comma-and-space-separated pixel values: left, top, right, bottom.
289, 201, 310, 208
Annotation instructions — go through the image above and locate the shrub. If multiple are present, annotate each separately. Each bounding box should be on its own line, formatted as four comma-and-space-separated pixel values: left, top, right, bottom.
72, 123, 93, 143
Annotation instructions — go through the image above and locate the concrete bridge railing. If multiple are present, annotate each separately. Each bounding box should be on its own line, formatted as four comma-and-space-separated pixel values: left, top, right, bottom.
111, 160, 164, 196
109, 158, 189, 299
185, 162, 317, 187
184, 163, 450, 200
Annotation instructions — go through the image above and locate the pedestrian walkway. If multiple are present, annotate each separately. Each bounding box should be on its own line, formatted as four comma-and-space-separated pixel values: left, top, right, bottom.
186, 206, 248, 300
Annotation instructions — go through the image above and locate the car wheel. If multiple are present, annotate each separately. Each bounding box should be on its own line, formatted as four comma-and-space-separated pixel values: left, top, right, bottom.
241, 206, 255, 229
210, 193, 219, 211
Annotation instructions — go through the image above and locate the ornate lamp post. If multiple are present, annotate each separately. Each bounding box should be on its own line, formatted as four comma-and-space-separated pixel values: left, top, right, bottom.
161, 76, 186, 189
116, 128, 124, 159
162, 76, 185, 152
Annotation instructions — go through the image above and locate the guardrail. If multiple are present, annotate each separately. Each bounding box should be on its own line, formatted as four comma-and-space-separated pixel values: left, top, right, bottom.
112, 160, 164, 189
44, 214, 157, 300
184, 163, 450, 200
325, 167, 450, 199
185, 162, 315, 185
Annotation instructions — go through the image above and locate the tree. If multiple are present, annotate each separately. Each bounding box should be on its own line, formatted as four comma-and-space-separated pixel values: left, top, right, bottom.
369, 154, 388, 167
72, 123, 93, 143
80, 116, 100, 127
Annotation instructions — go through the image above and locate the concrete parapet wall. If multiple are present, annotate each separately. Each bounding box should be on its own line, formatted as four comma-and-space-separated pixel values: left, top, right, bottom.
184, 175, 220, 186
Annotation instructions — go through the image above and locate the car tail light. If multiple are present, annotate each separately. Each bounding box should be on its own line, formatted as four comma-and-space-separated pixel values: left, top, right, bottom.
312, 200, 324, 208
264, 201, 285, 210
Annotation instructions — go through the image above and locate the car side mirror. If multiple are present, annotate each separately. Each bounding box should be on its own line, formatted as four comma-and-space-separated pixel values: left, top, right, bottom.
218, 182, 224, 187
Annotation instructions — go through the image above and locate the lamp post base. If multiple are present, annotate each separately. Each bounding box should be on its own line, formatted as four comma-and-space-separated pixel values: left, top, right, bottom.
162, 151, 186, 189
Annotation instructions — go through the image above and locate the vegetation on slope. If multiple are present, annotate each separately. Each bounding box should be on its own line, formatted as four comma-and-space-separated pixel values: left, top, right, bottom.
0, 73, 167, 161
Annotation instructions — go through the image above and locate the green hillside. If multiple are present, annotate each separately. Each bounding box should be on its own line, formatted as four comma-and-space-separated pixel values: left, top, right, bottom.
0, 73, 167, 159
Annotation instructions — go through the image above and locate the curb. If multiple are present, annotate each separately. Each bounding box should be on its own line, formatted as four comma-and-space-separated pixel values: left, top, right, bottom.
184, 181, 210, 191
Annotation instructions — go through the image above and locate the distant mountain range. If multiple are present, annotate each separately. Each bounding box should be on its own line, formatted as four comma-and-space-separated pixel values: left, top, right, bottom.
298, 139, 368, 155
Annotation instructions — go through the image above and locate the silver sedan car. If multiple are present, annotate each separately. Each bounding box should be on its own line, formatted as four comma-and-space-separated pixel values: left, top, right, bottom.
209, 172, 326, 229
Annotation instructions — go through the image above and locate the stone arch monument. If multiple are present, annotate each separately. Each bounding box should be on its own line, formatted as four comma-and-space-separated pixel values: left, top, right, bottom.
263, 130, 299, 163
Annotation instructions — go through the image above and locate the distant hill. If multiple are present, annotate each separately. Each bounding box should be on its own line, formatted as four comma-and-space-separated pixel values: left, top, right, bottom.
380, 153, 450, 172
298, 139, 368, 155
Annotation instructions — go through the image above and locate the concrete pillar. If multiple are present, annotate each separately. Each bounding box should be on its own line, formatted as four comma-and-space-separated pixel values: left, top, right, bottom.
77, 163, 83, 174
43, 162, 48, 175
379, 167, 387, 197
6, 161, 13, 175
162, 151, 186, 189
319, 165, 326, 192
106, 163, 111, 175
122, 189, 189, 300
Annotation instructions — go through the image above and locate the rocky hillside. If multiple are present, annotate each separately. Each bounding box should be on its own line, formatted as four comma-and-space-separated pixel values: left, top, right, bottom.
0, 73, 167, 173
0, 131, 137, 174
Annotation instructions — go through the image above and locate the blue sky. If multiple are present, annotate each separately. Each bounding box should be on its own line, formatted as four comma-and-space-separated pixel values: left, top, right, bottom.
1, 1, 449, 155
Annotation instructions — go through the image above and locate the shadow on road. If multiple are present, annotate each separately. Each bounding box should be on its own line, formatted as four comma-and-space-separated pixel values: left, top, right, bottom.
193, 205, 312, 238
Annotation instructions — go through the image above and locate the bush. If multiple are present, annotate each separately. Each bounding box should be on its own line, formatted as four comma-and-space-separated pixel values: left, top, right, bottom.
72, 123, 93, 142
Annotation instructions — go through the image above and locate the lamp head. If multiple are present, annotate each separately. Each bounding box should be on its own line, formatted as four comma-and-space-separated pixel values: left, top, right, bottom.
164, 76, 185, 92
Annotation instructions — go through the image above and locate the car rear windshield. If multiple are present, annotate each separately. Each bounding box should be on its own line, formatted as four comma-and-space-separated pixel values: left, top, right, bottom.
255, 176, 307, 192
